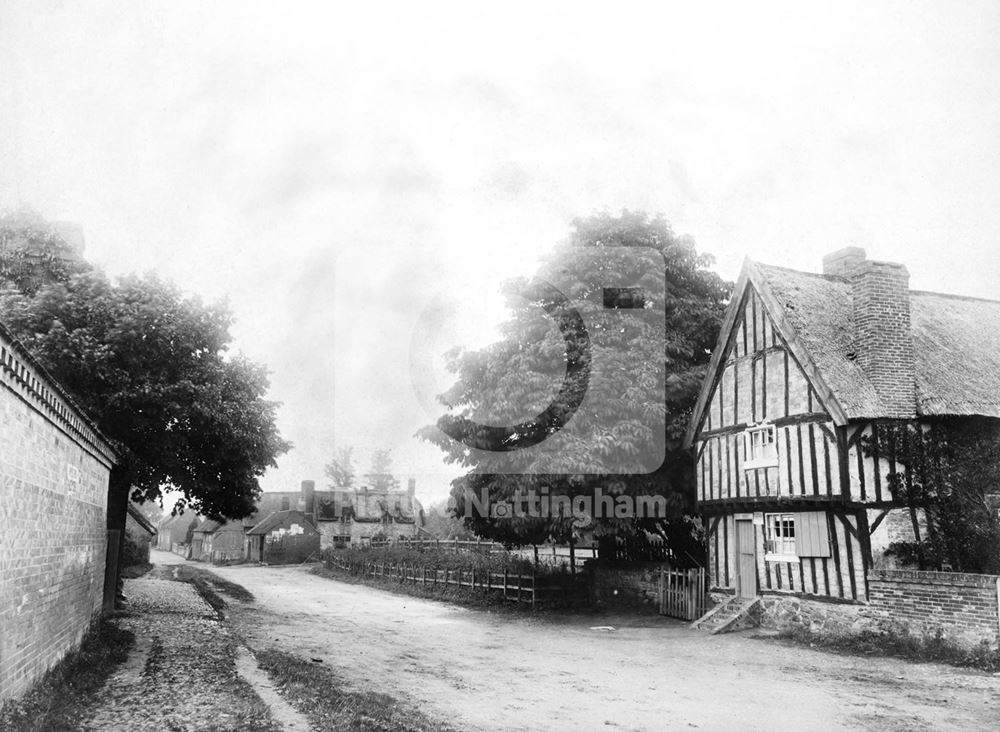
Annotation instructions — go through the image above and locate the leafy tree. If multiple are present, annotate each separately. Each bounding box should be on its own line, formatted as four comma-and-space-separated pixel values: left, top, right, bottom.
0, 243, 290, 522
422, 499, 478, 540
868, 418, 1000, 573
325, 446, 357, 489
366, 448, 400, 491
419, 211, 730, 557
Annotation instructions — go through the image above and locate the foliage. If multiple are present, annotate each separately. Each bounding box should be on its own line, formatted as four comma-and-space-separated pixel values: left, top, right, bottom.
255, 648, 454, 732
419, 211, 730, 548
776, 623, 1000, 673
0, 259, 290, 520
322, 545, 538, 575
366, 447, 400, 490
422, 499, 478, 540
863, 418, 1000, 573
324, 445, 356, 488
121, 530, 150, 568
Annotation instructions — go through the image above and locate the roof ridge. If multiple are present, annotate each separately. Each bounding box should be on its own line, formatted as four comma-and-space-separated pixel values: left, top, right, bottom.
910, 289, 1000, 305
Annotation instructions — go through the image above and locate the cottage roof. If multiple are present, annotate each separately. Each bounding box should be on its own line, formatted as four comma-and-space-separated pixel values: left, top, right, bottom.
684, 257, 1000, 446
127, 504, 157, 536
246, 509, 316, 536
192, 519, 223, 534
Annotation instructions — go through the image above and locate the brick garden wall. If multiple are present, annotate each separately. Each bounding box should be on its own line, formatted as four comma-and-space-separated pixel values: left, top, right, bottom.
866, 569, 1000, 649
0, 333, 115, 703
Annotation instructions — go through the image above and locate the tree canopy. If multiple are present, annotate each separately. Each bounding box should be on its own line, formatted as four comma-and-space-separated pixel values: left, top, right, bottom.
419, 211, 730, 550
0, 211, 290, 520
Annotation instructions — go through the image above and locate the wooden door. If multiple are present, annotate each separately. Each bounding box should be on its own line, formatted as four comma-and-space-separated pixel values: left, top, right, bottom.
736, 519, 757, 599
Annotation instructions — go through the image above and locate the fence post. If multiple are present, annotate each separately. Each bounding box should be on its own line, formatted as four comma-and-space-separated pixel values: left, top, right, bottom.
533, 545, 539, 566
472, 567, 476, 591
503, 569, 508, 600
531, 574, 536, 610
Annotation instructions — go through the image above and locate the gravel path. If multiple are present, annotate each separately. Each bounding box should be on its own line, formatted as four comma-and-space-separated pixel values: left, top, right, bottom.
79, 568, 284, 731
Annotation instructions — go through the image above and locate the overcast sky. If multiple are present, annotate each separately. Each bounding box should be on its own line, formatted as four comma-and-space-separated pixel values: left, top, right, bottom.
2, 1, 1000, 506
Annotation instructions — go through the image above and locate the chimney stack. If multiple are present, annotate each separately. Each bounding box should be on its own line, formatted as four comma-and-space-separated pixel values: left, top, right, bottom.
825, 248, 915, 418
300, 479, 316, 518
822, 246, 866, 279
407, 478, 416, 498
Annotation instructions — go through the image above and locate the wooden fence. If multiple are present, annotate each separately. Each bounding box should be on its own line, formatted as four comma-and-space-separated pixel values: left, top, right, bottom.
658, 567, 709, 621
326, 556, 587, 608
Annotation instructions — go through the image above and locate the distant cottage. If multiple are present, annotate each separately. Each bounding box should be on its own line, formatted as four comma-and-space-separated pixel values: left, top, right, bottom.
685, 247, 1000, 622
186, 479, 424, 564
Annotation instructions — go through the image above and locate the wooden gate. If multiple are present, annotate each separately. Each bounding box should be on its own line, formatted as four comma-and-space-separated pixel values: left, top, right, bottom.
658, 567, 709, 620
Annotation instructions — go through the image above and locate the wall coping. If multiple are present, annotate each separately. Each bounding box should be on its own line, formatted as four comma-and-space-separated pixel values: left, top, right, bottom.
0, 323, 117, 467
870, 569, 999, 588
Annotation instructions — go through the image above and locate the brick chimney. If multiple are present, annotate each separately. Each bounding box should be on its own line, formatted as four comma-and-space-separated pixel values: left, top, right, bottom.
407, 478, 416, 498
826, 249, 915, 418
300, 479, 316, 518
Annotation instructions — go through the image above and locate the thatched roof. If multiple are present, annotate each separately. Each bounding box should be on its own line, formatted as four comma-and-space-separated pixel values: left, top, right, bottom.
910, 291, 1000, 417
754, 263, 883, 418
685, 257, 1000, 445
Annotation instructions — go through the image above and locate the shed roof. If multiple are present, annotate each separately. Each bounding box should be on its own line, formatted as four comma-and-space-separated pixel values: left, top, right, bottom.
246, 510, 317, 536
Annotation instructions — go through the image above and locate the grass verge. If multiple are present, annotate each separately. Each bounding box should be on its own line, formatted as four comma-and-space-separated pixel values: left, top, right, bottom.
254, 648, 454, 732
169, 564, 256, 613
121, 562, 153, 579
0, 620, 134, 732
773, 626, 1000, 672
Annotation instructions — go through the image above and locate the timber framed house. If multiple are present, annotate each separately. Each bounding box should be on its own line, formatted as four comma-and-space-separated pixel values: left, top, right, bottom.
684, 247, 1000, 605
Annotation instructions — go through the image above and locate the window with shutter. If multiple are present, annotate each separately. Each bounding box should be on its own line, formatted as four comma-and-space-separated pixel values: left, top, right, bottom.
764, 513, 798, 561
794, 511, 831, 557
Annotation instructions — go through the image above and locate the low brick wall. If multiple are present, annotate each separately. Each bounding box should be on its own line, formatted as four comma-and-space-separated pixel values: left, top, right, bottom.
866, 569, 1000, 649
590, 561, 670, 609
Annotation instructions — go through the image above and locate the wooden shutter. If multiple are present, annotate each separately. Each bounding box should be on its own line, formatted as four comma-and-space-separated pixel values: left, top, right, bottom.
794, 511, 831, 557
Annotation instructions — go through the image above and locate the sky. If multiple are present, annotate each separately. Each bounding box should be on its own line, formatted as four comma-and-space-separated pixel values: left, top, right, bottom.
2, 1, 1000, 507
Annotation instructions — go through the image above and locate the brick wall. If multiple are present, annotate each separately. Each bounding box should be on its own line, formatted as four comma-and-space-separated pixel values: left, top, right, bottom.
866, 569, 1000, 649
0, 332, 115, 703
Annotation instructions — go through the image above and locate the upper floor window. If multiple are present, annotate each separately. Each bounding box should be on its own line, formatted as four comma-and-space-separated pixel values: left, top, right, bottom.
743, 424, 778, 469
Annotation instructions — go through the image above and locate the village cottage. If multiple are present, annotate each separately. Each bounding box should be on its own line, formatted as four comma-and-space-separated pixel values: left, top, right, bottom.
0, 321, 116, 703
684, 247, 1000, 646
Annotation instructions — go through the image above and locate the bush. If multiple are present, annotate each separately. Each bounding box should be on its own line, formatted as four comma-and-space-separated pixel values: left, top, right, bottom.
322, 545, 544, 576
121, 531, 150, 568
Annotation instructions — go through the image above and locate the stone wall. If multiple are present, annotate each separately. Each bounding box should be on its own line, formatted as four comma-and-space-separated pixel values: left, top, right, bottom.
0, 330, 115, 703
590, 561, 670, 609
758, 593, 865, 635
866, 569, 1000, 649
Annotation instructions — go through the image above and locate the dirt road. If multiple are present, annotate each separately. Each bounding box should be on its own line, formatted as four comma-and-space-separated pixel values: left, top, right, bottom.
198, 555, 999, 731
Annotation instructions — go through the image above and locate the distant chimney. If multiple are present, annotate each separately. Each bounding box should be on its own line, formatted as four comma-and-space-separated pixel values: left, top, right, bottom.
848, 258, 915, 418
407, 478, 416, 498
300, 480, 316, 518
822, 246, 866, 278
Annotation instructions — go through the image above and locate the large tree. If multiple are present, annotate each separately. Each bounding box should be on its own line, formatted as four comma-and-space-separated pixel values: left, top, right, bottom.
0, 217, 290, 521
419, 211, 730, 555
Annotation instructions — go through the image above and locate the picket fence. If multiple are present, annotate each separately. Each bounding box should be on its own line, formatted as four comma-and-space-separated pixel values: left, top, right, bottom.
658, 567, 709, 621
